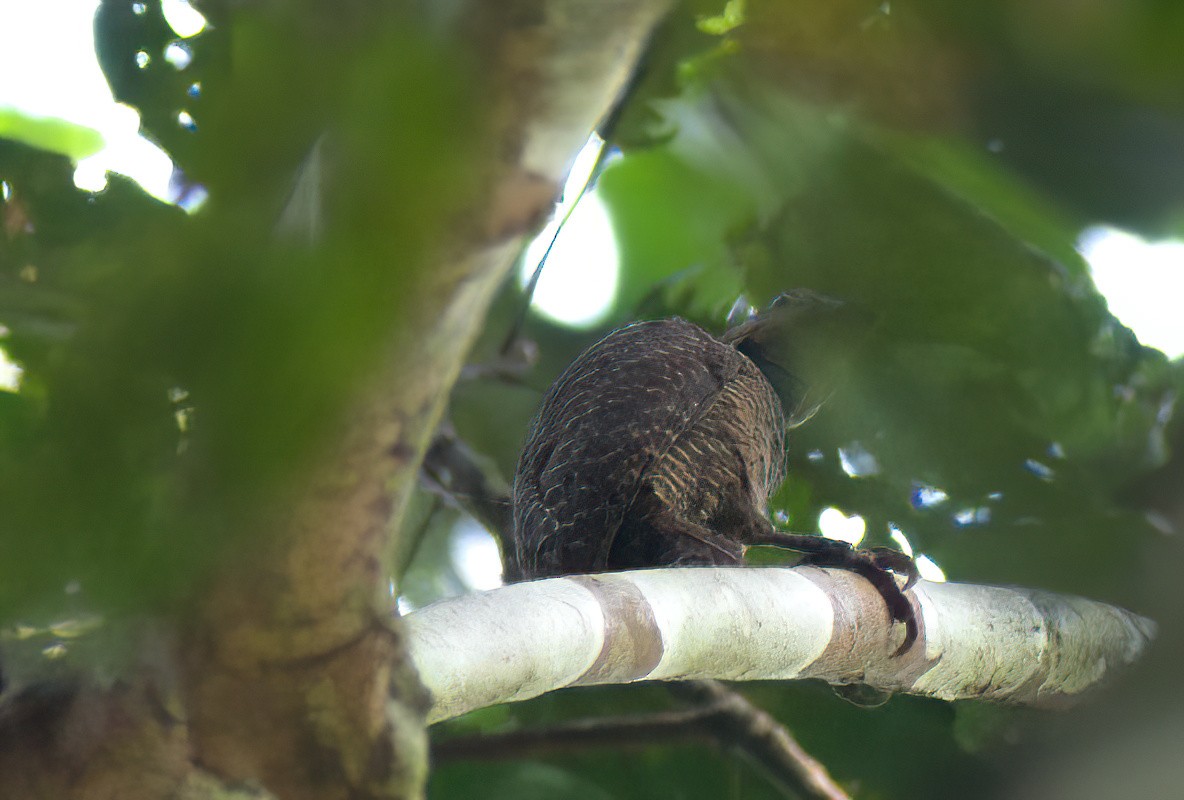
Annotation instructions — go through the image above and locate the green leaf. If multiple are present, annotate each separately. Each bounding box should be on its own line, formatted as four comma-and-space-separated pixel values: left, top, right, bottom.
598, 69, 1173, 601
0, 108, 105, 159
697, 0, 746, 36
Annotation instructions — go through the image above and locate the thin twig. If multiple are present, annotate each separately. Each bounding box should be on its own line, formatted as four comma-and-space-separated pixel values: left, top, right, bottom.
498, 135, 613, 357
420, 424, 514, 563
432, 706, 717, 761
669, 681, 851, 800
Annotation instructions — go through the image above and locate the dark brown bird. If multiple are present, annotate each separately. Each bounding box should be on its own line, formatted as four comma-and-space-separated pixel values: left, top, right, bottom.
511, 294, 917, 652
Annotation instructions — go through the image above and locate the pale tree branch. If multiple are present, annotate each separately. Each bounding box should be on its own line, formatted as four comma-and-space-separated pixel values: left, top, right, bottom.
407, 567, 1155, 724
419, 429, 853, 797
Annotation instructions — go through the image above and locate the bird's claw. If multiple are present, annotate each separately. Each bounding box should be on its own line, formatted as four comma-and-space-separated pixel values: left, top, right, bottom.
799, 542, 918, 655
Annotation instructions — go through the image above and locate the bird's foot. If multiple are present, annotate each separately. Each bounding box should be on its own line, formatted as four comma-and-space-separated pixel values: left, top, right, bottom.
751, 532, 918, 655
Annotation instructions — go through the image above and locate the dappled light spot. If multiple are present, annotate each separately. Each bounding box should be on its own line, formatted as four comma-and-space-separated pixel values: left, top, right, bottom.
169, 176, 208, 213
4, 612, 106, 668
891, 524, 947, 582
0, 1, 180, 204
81, 122, 175, 200
450, 518, 503, 592
818, 506, 866, 546
49, 616, 101, 638
162, 0, 208, 38
42, 642, 68, 660
806, 449, 824, 462
164, 41, 193, 70
838, 441, 879, 477
726, 295, 758, 328
1145, 511, 1175, 535
73, 159, 109, 192
520, 133, 619, 328
0, 345, 22, 392
1079, 225, 1184, 359
1024, 458, 1055, 481
177, 110, 197, 131
910, 482, 949, 509
187, 81, 201, 98
915, 554, 946, 582
521, 192, 618, 327
167, 391, 191, 438
953, 506, 990, 527
888, 523, 914, 556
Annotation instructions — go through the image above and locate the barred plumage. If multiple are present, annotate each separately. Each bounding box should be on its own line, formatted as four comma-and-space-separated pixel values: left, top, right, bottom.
511, 317, 787, 578
508, 301, 919, 655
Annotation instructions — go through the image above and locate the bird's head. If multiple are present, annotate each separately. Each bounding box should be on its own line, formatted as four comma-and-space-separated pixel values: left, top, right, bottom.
722, 289, 873, 427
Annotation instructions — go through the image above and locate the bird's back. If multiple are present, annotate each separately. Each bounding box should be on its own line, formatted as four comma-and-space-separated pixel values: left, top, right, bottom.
511, 317, 776, 578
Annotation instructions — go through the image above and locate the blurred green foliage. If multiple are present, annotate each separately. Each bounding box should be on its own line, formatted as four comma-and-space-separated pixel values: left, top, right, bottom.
2, 0, 1183, 798
438, 1, 1184, 798
0, 1, 479, 623
0, 110, 105, 160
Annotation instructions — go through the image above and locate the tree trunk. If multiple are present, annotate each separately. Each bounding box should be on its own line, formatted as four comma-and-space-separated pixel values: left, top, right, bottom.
0, 3, 671, 798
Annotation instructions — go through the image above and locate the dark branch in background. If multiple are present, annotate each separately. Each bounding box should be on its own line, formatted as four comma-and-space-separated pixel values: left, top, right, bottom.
497, 136, 611, 359
417, 425, 849, 798
668, 680, 850, 800
432, 706, 719, 759
499, 190, 582, 357
420, 423, 515, 569
497, 44, 644, 360
432, 679, 850, 800
458, 337, 538, 384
